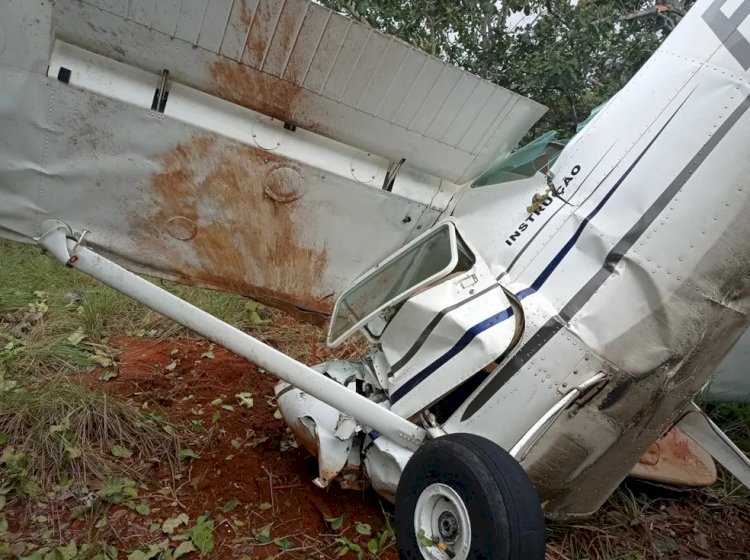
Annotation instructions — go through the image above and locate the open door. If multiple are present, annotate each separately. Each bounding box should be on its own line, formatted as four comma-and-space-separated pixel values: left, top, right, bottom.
327, 222, 523, 419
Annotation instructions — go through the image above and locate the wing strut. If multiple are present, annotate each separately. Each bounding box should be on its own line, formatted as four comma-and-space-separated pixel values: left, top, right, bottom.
35, 220, 426, 452
677, 402, 750, 489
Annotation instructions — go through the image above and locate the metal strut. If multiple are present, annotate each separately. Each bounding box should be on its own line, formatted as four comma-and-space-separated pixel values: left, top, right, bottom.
36, 221, 426, 451
677, 402, 750, 489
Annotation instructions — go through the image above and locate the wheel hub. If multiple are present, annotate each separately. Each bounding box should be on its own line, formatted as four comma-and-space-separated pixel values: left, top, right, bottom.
438, 511, 459, 541
414, 483, 471, 560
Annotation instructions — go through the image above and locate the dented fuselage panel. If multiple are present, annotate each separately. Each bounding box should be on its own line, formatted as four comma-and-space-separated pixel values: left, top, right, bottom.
442, 0, 750, 516
282, 0, 750, 517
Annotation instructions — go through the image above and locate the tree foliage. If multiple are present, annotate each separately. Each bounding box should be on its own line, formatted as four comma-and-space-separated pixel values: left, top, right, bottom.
320, 1, 697, 135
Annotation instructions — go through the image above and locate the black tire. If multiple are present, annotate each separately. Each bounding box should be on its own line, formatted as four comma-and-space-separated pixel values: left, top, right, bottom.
395, 433, 545, 560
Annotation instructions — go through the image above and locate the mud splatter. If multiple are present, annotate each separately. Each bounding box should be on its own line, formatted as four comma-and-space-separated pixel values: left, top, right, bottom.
208, 59, 311, 128
238, 0, 254, 27
243, 0, 276, 68
630, 427, 717, 487
66, 95, 115, 154
259, 1, 304, 77
133, 134, 330, 322
272, 6, 299, 63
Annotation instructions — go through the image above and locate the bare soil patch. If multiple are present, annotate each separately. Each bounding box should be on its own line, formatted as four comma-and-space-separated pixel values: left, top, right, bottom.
3, 332, 749, 559
4, 336, 397, 559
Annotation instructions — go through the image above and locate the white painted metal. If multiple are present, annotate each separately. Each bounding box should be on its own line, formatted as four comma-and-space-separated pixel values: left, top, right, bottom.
677, 403, 750, 489
363, 433, 414, 502
0, 0, 52, 74
414, 483, 471, 560
328, 222, 459, 347
51, 0, 546, 183
379, 229, 520, 419
438, 0, 750, 517
509, 372, 607, 460
2, 0, 750, 524
276, 383, 357, 488
449, 9, 750, 444
1, 30, 442, 318
36, 222, 426, 451
48, 41, 157, 108
47, 40, 458, 210
281, 0, 750, 514
275, 361, 369, 488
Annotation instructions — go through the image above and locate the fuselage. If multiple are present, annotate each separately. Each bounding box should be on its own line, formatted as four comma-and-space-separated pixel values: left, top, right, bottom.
442, 0, 750, 516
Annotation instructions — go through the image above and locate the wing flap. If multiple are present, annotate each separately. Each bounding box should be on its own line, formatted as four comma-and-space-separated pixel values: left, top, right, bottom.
53, 0, 546, 183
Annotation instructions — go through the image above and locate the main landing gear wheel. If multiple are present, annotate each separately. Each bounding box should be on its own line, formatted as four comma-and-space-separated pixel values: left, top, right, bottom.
395, 433, 545, 559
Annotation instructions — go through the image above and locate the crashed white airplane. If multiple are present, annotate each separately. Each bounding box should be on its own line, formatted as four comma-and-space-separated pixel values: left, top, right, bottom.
2, 0, 750, 557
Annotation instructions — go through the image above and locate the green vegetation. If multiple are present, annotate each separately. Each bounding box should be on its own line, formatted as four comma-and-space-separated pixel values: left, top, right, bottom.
320, 0, 696, 135
0, 240, 377, 559
0, 240, 267, 349
0, 241, 240, 558
0, 240, 344, 369
705, 402, 750, 452
0, 381, 179, 485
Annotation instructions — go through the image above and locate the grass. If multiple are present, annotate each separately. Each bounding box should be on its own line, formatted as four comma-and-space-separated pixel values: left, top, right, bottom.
545, 471, 750, 559
0, 240, 373, 559
0, 241, 228, 496
1, 239, 749, 559
0, 240, 269, 345
0, 239, 357, 497
0, 380, 180, 486
0, 240, 361, 370
542, 401, 750, 558
704, 402, 750, 452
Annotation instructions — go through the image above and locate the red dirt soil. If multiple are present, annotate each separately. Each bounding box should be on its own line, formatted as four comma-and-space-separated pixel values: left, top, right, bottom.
6, 333, 749, 559
110, 336, 396, 558
69, 336, 398, 559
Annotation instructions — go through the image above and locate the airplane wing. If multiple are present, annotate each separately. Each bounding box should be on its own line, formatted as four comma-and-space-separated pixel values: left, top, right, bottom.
53, 0, 545, 185
0, 0, 545, 321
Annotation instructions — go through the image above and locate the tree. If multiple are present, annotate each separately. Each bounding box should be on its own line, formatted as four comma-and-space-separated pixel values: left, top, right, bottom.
319, 1, 697, 135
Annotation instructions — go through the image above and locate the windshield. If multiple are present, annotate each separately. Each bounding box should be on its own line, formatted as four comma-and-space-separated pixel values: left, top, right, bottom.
472, 100, 609, 188
328, 223, 458, 347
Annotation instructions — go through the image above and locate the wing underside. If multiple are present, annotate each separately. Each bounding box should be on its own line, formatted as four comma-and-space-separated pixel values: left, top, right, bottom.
0, 0, 545, 320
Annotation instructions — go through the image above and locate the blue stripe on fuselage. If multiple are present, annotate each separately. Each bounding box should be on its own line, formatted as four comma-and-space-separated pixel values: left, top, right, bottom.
390, 105, 681, 404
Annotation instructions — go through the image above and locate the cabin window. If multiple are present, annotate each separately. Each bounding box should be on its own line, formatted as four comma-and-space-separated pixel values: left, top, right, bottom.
328, 223, 460, 347
472, 131, 565, 187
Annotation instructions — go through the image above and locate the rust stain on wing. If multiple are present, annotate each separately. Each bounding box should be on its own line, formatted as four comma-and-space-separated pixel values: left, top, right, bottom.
238, 0, 254, 27
244, 2, 272, 68
208, 60, 312, 128
133, 134, 330, 324
273, 6, 299, 64
207, 4, 325, 134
